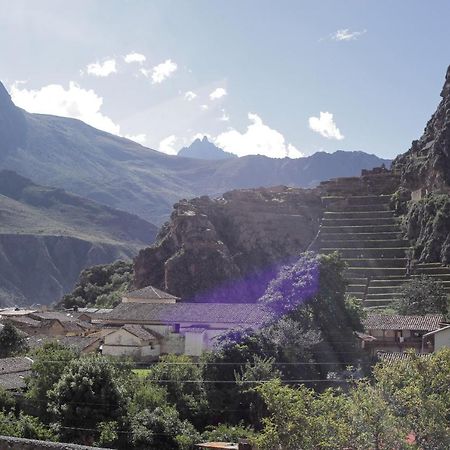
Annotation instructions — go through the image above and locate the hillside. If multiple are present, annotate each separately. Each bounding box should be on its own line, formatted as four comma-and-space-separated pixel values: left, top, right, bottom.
0, 170, 157, 307
0, 81, 390, 225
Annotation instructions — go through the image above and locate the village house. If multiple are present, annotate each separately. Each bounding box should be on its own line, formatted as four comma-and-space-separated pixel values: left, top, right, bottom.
3, 311, 97, 337
26, 334, 102, 354
102, 324, 161, 360
0, 356, 33, 391
99, 289, 273, 359
121, 285, 179, 304
361, 314, 448, 355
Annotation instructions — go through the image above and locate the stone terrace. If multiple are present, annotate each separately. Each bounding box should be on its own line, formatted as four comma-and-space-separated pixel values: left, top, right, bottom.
313, 170, 450, 309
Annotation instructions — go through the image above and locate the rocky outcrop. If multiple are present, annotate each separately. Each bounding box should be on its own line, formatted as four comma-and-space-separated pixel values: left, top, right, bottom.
393, 65, 450, 192
134, 187, 323, 302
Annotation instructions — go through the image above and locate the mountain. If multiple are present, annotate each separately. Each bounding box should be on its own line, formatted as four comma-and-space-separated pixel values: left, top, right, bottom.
134, 186, 324, 303
0, 170, 157, 307
178, 136, 238, 160
393, 65, 450, 192
0, 81, 390, 225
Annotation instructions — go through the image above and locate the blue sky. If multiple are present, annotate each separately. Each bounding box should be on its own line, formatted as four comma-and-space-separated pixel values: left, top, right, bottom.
1, 0, 449, 159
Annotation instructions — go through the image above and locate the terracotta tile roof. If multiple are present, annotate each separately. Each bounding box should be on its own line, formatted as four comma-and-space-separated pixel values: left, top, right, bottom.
0, 356, 33, 374
7, 316, 41, 327
26, 335, 101, 353
102, 302, 273, 326
0, 372, 30, 390
364, 314, 444, 331
125, 285, 179, 301
122, 324, 159, 341
377, 352, 432, 365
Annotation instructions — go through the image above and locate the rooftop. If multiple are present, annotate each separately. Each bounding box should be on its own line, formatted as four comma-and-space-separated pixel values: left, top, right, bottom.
364, 314, 445, 331
122, 324, 160, 341
102, 302, 273, 326
125, 285, 179, 301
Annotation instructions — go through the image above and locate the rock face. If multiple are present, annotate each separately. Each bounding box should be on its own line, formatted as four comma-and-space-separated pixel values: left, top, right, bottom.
393, 65, 450, 192
134, 187, 323, 302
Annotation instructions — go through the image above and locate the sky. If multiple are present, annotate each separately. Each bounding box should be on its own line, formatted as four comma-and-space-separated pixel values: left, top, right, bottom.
1, 0, 449, 159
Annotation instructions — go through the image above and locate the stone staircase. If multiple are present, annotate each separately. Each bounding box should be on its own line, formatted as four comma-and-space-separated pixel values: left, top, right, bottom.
312, 183, 450, 309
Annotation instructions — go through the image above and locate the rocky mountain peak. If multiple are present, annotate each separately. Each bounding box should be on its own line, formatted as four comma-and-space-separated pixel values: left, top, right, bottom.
178, 136, 237, 160
393, 65, 450, 191
0, 80, 26, 156
440, 65, 450, 98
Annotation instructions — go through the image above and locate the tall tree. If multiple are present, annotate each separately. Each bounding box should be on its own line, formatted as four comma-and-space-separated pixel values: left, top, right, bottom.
0, 323, 27, 357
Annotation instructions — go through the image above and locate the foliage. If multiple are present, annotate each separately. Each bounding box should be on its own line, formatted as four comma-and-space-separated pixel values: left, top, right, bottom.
374, 348, 450, 449
26, 342, 78, 420
59, 260, 133, 309
201, 422, 255, 443
147, 354, 209, 427
254, 350, 450, 450
394, 275, 449, 316
94, 421, 119, 448
0, 387, 15, 413
0, 411, 56, 441
254, 379, 352, 450
347, 382, 407, 450
0, 322, 28, 357
129, 405, 200, 450
406, 193, 450, 263
48, 356, 127, 444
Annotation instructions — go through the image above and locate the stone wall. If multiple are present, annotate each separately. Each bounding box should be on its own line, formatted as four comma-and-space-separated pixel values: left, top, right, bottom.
0, 436, 112, 450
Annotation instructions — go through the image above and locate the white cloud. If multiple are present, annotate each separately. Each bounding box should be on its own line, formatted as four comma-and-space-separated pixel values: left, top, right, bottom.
10, 81, 120, 134
200, 104, 209, 111
184, 91, 197, 101
86, 58, 117, 77
125, 133, 147, 145
142, 59, 178, 84
308, 111, 344, 140
215, 113, 303, 159
332, 28, 366, 41
158, 135, 178, 155
209, 87, 227, 100
124, 52, 146, 64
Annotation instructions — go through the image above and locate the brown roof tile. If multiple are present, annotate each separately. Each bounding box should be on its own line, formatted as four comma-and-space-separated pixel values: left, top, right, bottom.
125, 285, 179, 301
102, 302, 273, 326
364, 314, 444, 331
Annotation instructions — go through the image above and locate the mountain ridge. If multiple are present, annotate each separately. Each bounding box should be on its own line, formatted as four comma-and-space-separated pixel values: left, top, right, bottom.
0, 80, 390, 225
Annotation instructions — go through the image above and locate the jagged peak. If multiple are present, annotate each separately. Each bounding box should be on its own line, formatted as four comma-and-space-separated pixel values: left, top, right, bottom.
0, 81, 14, 110
440, 65, 450, 98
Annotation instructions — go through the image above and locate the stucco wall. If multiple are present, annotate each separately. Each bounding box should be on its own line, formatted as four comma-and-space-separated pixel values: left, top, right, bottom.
435, 327, 450, 351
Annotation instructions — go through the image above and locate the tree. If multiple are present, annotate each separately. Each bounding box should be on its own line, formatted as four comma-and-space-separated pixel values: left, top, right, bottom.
254, 379, 352, 450
129, 405, 199, 450
0, 387, 15, 413
26, 341, 78, 420
0, 323, 28, 357
0, 411, 56, 441
374, 348, 450, 450
48, 356, 127, 445
394, 275, 449, 316
59, 260, 133, 309
147, 354, 209, 427
347, 382, 406, 450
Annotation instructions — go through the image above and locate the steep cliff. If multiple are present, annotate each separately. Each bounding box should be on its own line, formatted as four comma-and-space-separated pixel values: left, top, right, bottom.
393, 65, 450, 191
392, 65, 450, 264
134, 187, 323, 302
